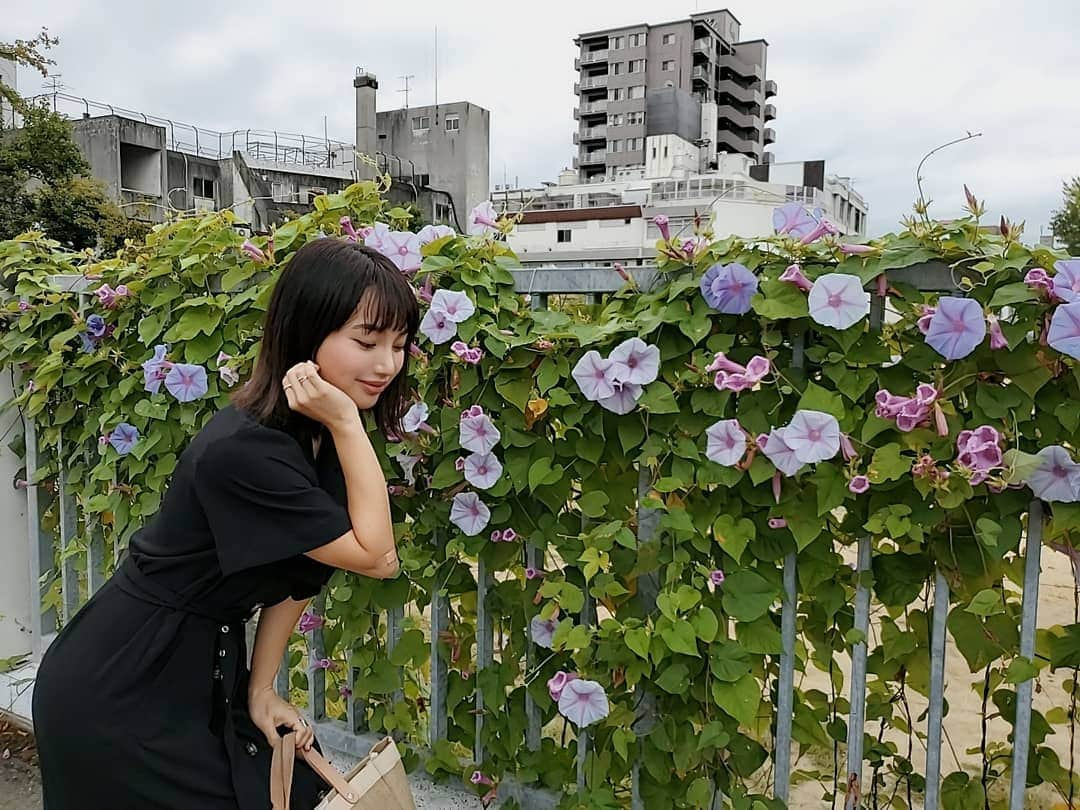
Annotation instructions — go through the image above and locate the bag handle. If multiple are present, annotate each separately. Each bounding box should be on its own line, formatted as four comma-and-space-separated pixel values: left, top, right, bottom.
271, 732, 361, 808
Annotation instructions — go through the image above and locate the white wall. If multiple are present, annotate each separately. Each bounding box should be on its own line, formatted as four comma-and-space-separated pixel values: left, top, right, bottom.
0, 370, 31, 659
507, 217, 646, 256
645, 135, 699, 179
764, 161, 808, 186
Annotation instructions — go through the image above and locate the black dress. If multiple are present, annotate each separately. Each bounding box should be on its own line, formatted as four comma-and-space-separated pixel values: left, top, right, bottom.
33, 405, 354, 810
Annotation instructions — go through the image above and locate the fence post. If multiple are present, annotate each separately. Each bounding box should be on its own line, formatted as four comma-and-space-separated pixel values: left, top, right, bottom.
924, 567, 950, 810
23, 417, 56, 658
524, 542, 543, 751
475, 557, 494, 764
631, 466, 660, 810
306, 594, 327, 723
430, 531, 450, 746
57, 430, 80, 624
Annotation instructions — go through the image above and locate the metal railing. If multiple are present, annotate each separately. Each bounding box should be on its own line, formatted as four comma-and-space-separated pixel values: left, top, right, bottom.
13, 264, 1060, 808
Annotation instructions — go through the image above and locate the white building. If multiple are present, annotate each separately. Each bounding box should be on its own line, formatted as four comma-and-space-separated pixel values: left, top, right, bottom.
492, 145, 868, 268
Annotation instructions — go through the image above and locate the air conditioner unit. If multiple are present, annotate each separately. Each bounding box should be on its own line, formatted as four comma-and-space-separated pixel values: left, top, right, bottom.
194, 197, 215, 213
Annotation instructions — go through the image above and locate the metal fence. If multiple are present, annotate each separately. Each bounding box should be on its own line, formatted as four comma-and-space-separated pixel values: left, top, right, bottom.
15, 264, 1054, 808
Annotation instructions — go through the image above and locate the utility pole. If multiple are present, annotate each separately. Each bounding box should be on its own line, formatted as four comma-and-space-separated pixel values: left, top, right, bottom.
398, 74, 415, 109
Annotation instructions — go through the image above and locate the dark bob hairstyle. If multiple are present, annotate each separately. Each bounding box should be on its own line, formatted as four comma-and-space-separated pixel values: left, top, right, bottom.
233, 238, 420, 439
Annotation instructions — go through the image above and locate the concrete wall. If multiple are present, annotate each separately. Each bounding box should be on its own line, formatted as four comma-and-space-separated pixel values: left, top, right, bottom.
376, 101, 490, 224
646, 87, 701, 143
0, 371, 30, 659
70, 117, 122, 199
645, 134, 700, 178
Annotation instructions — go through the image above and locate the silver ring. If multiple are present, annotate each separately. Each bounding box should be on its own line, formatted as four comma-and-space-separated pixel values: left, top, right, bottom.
299, 716, 308, 727
296, 375, 309, 383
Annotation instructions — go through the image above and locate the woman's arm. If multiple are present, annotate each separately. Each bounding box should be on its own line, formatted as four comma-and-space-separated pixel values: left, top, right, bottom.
248, 597, 315, 750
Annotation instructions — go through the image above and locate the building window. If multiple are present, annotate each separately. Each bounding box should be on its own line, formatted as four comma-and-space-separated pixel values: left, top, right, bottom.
610, 35, 624, 49
629, 33, 646, 47
608, 114, 623, 127
626, 111, 645, 125
612, 63, 622, 76
435, 201, 452, 222
662, 60, 675, 71
607, 140, 621, 152
627, 138, 643, 151
609, 88, 623, 102
628, 59, 646, 73
193, 177, 214, 199
445, 115, 460, 132
652, 146, 657, 159
629, 85, 646, 99
557, 229, 572, 243
306, 187, 327, 205
412, 115, 430, 132
662, 33, 676, 45
271, 182, 288, 202
663, 145, 669, 158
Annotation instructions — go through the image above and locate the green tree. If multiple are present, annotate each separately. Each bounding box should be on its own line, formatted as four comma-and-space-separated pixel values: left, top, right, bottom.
1050, 176, 1080, 255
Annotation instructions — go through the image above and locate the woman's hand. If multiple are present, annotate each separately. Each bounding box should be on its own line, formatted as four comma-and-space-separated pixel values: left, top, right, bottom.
282, 361, 360, 432
248, 684, 315, 752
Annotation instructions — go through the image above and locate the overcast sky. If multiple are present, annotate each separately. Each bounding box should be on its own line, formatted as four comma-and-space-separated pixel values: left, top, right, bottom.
6, 0, 1080, 236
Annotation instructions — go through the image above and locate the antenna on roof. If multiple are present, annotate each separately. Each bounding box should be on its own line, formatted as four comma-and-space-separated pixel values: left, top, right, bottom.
434, 25, 439, 111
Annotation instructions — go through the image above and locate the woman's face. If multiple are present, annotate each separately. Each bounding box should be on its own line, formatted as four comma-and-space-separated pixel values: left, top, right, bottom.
314, 299, 408, 410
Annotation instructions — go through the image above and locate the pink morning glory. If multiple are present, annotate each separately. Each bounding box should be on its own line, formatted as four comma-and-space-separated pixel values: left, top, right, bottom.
450, 491, 490, 536
798, 217, 839, 245
779, 264, 813, 293
700, 262, 758, 314
709, 569, 726, 587
420, 308, 456, 344
396, 453, 421, 486
547, 671, 579, 701
464, 451, 503, 489
785, 410, 841, 464
164, 363, 208, 402
459, 409, 501, 454
710, 354, 770, 393
418, 224, 455, 245
470, 771, 495, 787
1048, 302, 1080, 360
705, 419, 748, 467
705, 352, 746, 375
839, 243, 876, 255
558, 679, 610, 728
768, 518, 787, 529
451, 341, 484, 365
849, 475, 870, 494
759, 428, 804, 477
380, 230, 422, 273
598, 380, 642, 414
525, 567, 543, 580
402, 402, 431, 434
217, 352, 239, 388
840, 433, 857, 461
653, 214, 671, 241
241, 239, 267, 263
312, 658, 338, 671
340, 216, 359, 241
1025, 268, 1053, 297
530, 616, 557, 650
430, 289, 476, 323
956, 425, 1002, 483
986, 313, 1008, 350
363, 222, 392, 253
501, 528, 517, 542
1027, 445, 1080, 503
1052, 260, 1080, 303
916, 304, 936, 335
572, 351, 618, 402
468, 202, 500, 236
609, 337, 660, 385
108, 423, 139, 455
95, 284, 129, 309
772, 202, 818, 238
807, 273, 870, 330
299, 612, 325, 633
924, 297, 987, 360
142, 344, 172, 394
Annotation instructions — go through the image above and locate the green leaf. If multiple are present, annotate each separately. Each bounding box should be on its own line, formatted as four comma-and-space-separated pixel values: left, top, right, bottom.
699, 721, 730, 751
638, 382, 679, 414
796, 381, 845, 421
711, 673, 760, 727
812, 463, 848, 516
659, 618, 700, 657
691, 607, 719, 642
134, 399, 170, 421
1003, 448, 1041, 485
655, 662, 690, 694
868, 443, 910, 483
527, 457, 553, 492
721, 570, 779, 622
625, 627, 651, 660
495, 374, 532, 412
618, 419, 645, 453
989, 282, 1037, 307
388, 629, 427, 667
138, 312, 165, 345
752, 279, 809, 320
579, 490, 610, 518
686, 777, 713, 808
1049, 624, 1080, 669
1004, 656, 1039, 684
712, 514, 755, 564
965, 589, 1005, 617
709, 641, 752, 682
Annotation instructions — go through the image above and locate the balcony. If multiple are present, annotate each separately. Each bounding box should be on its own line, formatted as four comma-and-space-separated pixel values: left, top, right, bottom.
764, 103, 777, 121
579, 151, 607, 166
575, 101, 608, 118
765, 79, 778, 98
693, 37, 715, 57
763, 127, 776, 145
716, 103, 758, 130
715, 129, 761, 158
580, 48, 609, 66
717, 78, 763, 106
721, 52, 762, 82
580, 76, 609, 90
579, 126, 607, 141
692, 65, 715, 87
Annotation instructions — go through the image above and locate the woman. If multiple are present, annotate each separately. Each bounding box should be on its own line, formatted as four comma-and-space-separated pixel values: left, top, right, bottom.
33, 239, 420, 809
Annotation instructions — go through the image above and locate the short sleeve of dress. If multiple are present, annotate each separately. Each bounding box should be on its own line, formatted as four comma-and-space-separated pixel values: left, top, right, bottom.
194, 427, 353, 577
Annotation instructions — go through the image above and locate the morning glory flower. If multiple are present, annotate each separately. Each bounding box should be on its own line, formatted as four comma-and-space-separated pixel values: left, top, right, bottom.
468, 201, 500, 236
956, 425, 1002, 484
849, 475, 870, 494
772, 202, 818, 237
916, 304, 936, 335
420, 308, 456, 344
241, 239, 267, 262
363, 222, 392, 253
380, 230, 422, 273
1027, 445, 1080, 503
216, 352, 239, 388
464, 451, 503, 489
700, 262, 758, 314
547, 671, 579, 701
784, 410, 841, 464
779, 264, 813, 293
449, 491, 491, 536
1025, 268, 1053, 297
558, 679, 610, 728
839, 243, 876, 255
340, 216, 359, 241
451, 341, 484, 365
298, 612, 325, 633
807, 273, 870, 330
1048, 302, 1080, 360
418, 224, 455, 245
108, 423, 139, 455
459, 408, 501, 454
987, 313, 1008, 350
710, 355, 770, 393
709, 570, 726, 587
1052, 260, 1080, 303
530, 616, 557, 650
430, 289, 476, 323
653, 214, 671, 241
143, 344, 171, 394
86, 314, 107, 338
164, 363, 208, 402
798, 217, 839, 245
402, 402, 431, 433
924, 297, 987, 360
395, 453, 421, 485
597, 380, 642, 414
759, 429, 804, 477
705, 419, 748, 466
608, 337, 660, 385
572, 351, 617, 402
79, 332, 97, 353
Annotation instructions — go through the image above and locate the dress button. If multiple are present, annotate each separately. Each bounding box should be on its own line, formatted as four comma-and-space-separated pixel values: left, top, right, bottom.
221, 625, 230, 634
212, 667, 222, 680
219, 649, 227, 658
246, 742, 258, 757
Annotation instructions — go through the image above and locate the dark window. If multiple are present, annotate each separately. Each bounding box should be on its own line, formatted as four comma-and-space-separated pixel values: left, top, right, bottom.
557, 229, 572, 243
193, 177, 215, 198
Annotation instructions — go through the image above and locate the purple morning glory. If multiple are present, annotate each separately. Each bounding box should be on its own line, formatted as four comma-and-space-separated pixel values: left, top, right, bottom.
449, 491, 491, 536
459, 408, 501, 454
705, 419, 748, 467
463, 451, 503, 489
430, 289, 476, 323
572, 351, 618, 402
418, 224, 455, 245
468, 202, 500, 237
1052, 260, 1080, 303
529, 616, 557, 650
86, 315, 107, 338
807, 273, 870, 330
784, 410, 841, 464
420, 308, 456, 345
143, 345, 172, 394
760, 428, 804, 477
558, 679, 610, 728
924, 297, 987, 360
164, 363, 208, 402
402, 402, 431, 434
597, 379, 642, 414
363, 222, 392, 253
108, 423, 139, 455
700, 262, 758, 314
379, 230, 422, 273
772, 202, 819, 239
608, 337, 660, 386
1027, 445, 1080, 503
1048, 302, 1080, 360
298, 612, 325, 633
547, 671, 579, 701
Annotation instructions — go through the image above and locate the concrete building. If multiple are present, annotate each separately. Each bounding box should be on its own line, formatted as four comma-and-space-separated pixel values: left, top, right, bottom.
573, 8, 776, 183
492, 152, 868, 268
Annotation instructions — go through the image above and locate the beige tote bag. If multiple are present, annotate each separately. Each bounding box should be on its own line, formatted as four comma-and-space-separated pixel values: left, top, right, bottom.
270, 733, 416, 810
